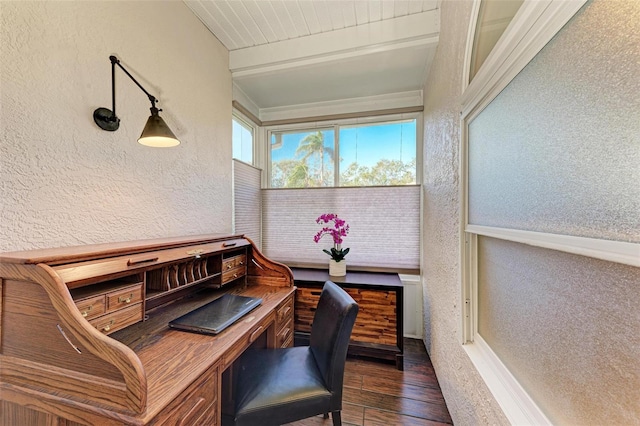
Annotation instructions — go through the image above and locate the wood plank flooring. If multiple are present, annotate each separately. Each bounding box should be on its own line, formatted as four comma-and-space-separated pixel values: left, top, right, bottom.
286, 338, 453, 426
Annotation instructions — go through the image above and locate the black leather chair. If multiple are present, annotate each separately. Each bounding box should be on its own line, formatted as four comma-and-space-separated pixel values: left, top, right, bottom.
230, 280, 359, 426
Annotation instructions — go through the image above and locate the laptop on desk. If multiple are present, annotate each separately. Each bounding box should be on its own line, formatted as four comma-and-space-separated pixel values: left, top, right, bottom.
169, 294, 262, 335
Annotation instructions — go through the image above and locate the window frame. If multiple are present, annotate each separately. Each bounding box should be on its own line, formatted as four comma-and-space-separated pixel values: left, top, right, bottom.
265, 113, 422, 189
458, 1, 606, 424
232, 111, 257, 165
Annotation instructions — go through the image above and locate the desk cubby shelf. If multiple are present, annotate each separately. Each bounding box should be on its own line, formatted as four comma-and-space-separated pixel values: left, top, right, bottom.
145, 248, 247, 310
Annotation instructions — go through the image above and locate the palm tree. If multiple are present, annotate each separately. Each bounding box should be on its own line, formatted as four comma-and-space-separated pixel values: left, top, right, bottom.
295, 131, 334, 185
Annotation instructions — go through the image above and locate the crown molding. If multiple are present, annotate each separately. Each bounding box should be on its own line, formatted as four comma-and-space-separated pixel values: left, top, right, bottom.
260, 90, 423, 123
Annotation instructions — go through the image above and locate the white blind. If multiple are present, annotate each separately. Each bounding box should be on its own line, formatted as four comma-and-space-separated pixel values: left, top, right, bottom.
233, 160, 262, 248
262, 186, 420, 270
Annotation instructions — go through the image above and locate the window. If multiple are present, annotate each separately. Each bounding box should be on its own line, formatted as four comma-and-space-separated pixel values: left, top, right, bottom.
468, 0, 523, 82
459, 1, 609, 424
269, 118, 417, 188
271, 128, 335, 187
232, 116, 253, 164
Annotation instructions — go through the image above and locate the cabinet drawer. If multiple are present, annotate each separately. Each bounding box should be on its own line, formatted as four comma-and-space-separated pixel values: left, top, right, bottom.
281, 334, 293, 349
106, 283, 142, 312
221, 266, 246, 284
276, 317, 294, 348
89, 303, 142, 335
222, 254, 246, 271
192, 401, 218, 426
222, 314, 273, 369
276, 295, 293, 325
75, 295, 106, 320
153, 365, 218, 425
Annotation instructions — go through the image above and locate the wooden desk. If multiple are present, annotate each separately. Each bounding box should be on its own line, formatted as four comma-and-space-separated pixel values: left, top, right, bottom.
291, 268, 404, 370
0, 234, 294, 425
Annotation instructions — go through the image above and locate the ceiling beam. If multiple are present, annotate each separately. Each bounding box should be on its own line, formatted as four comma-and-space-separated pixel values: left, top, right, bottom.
229, 10, 440, 76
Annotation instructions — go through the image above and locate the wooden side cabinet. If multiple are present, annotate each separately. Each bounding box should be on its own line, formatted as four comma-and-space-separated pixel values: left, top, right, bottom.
291, 268, 404, 370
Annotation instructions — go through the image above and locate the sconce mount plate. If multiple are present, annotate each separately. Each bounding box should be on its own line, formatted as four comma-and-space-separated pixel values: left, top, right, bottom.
93, 107, 120, 132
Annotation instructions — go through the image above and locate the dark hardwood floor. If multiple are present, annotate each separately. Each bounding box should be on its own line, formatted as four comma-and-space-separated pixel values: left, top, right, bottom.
287, 338, 453, 426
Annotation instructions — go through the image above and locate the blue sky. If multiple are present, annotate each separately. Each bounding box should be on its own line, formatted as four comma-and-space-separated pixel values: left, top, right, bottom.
271, 120, 416, 168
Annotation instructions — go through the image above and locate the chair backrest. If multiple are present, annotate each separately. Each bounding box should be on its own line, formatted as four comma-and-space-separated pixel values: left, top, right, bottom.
309, 281, 359, 394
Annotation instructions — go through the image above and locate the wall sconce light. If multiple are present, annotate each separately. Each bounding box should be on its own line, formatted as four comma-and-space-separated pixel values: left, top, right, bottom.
93, 55, 180, 147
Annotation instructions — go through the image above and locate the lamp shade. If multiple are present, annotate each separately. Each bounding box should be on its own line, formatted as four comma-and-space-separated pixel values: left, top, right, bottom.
138, 113, 180, 148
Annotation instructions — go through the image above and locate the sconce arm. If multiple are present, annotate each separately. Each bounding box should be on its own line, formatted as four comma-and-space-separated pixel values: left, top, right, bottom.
94, 55, 160, 132
109, 56, 158, 110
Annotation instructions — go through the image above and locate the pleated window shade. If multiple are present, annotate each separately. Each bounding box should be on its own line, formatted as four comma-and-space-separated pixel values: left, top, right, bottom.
262, 185, 420, 270
233, 160, 262, 248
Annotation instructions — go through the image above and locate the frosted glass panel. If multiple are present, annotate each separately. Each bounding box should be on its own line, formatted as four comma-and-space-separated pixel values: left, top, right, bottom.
468, 0, 640, 243
477, 237, 640, 425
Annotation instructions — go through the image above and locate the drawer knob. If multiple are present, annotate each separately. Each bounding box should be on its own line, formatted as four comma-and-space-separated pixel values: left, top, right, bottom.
81, 306, 92, 317
118, 294, 133, 303
102, 320, 115, 332
227, 264, 232, 269
233, 273, 238, 278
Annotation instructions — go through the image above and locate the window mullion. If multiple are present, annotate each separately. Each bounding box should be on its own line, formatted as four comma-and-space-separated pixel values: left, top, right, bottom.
334, 125, 340, 186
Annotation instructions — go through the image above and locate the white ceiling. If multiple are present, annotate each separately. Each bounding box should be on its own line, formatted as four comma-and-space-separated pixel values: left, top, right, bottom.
185, 1, 440, 117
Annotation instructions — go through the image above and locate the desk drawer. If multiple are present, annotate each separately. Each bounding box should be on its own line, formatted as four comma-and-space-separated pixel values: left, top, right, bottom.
89, 303, 142, 335
152, 365, 218, 425
75, 295, 106, 320
276, 295, 293, 325
276, 317, 293, 348
221, 265, 246, 285
223, 254, 246, 271
106, 283, 143, 312
190, 401, 218, 426
222, 313, 273, 369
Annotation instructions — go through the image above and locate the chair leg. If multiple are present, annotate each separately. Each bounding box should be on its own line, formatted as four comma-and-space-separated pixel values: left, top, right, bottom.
331, 411, 342, 426
323, 412, 329, 419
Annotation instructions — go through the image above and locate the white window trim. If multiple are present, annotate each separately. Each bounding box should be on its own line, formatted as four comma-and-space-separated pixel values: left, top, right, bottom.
459, 1, 593, 425
265, 112, 422, 188
468, 225, 640, 268
461, 0, 588, 116
465, 335, 553, 426
232, 109, 258, 166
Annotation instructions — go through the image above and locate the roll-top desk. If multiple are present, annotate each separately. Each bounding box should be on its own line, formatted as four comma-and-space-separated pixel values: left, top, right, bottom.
0, 234, 294, 425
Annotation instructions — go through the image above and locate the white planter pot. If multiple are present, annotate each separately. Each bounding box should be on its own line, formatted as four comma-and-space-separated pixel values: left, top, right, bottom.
329, 259, 347, 277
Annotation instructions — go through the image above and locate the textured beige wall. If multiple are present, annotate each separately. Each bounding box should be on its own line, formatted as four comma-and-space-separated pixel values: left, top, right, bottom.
0, 1, 232, 251
421, 0, 509, 424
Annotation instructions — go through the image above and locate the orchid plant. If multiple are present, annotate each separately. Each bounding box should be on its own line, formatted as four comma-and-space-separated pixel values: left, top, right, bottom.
313, 213, 350, 262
